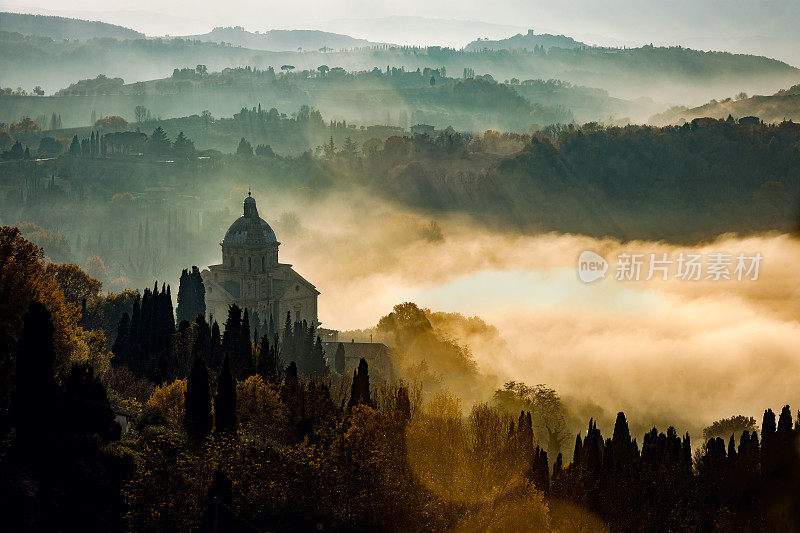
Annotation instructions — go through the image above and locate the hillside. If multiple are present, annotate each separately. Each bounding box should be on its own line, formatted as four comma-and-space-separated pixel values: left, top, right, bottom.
0, 29, 798, 103
0, 12, 143, 40
464, 29, 585, 52
649, 83, 800, 125
180, 26, 379, 52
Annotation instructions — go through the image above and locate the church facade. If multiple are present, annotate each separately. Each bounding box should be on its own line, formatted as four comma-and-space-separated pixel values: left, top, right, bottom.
201, 193, 319, 329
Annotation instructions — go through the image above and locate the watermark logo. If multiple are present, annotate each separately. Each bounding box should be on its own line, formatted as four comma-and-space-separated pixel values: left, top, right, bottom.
577, 250, 763, 283
578, 250, 608, 283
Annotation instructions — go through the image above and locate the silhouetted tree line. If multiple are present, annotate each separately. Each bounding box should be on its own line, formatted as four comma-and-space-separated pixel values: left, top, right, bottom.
533, 409, 800, 530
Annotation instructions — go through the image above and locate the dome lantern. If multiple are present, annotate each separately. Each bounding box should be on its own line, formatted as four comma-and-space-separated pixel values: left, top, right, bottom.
222, 193, 277, 246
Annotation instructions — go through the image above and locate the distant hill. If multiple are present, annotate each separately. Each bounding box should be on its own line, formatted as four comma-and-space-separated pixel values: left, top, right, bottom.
317, 16, 529, 49
0, 29, 797, 104
649, 83, 800, 125
180, 26, 379, 52
0, 12, 143, 40
465, 30, 585, 52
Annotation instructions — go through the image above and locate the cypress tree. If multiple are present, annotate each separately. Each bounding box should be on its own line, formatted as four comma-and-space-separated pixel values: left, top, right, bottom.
184, 352, 212, 441
222, 304, 242, 362
177, 266, 206, 324
237, 308, 253, 378
193, 314, 211, 364
214, 354, 237, 435
176, 268, 192, 324
396, 386, 411, 422
310, 336, 328, 377
111, 311, 130, 367
13, 302, 57, 455
334, 342, 345, 375
68, 135, 81, 155
281, 311, 293, 362
209, 320, 222, 371
200, 470, 234, 533
191, 266, 206, 319
256, 334, 279, 382
348, 358, 371, 408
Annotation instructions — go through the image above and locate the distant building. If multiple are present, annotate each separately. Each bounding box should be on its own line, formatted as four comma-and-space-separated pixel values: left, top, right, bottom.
410, 124, 435, 136
201, 193, 319, 327
324, 340, 395, 383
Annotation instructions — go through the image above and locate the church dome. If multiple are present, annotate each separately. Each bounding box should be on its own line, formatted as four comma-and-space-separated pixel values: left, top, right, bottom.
223, 193, 277, 246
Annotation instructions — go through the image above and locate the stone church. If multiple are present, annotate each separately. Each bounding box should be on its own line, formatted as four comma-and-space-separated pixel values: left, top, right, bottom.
201, 193, 319, 328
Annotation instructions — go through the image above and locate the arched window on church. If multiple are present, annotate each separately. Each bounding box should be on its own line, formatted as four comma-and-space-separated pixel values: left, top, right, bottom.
248, 257, 252, 272
261, 256, 265, 272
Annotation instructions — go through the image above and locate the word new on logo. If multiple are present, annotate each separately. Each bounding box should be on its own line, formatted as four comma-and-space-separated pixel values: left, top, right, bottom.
578, 250, 608, 283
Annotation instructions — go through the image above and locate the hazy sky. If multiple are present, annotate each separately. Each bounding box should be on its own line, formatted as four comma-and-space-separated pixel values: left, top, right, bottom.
2, 0, 799, 58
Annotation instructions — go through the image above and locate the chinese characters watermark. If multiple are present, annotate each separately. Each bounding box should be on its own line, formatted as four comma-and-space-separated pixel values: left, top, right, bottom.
578, 251, 762, 283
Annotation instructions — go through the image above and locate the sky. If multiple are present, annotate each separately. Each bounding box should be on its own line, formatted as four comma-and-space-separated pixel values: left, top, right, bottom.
2, 0, 800, 63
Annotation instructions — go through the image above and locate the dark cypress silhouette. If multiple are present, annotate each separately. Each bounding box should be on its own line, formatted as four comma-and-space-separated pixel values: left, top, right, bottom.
334, 342, 345, 375
209, 320, 222, 370
12, 302, 57, 455
256, 334, 279, 383
214, 354, 237, 435
200, 470, 234, 533
111, 311, 130, 367
184, 352, 212, 441
238, 308, 253, 378
396, 386, 412, 422
348, 358, 371, 408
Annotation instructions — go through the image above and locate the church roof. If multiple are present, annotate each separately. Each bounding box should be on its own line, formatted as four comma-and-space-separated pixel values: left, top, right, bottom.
223, 193, 277, 246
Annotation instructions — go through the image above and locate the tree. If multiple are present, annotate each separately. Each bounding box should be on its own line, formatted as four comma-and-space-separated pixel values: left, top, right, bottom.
148, 126, 170, 156
176, 266, 205, 324
172, 131, 195, 157
9, 117, 40, 136
11, 302, 58, 455
37, 137, 62, 157
317, 65, 330, 76
0, 227, 84, 366
94, 115, 129, 132
237, 137, 253, 156
68, 135, 81, 156
32, 85, 44, 96
348, 358, 371, 408
201, 110, 213, 128
0, 130, 14, 151
183, 352, 212, 441
45, 263, 102, 310
134, 105, 150, 124
214, 354, 237, 434
255, 143, 275, 157
200, 471, 234, 532
334, 342, 345, 375
147, 379, 186, 426
256, 334, 279, 383
323, 136, 336, 159
702, 415, 758, 442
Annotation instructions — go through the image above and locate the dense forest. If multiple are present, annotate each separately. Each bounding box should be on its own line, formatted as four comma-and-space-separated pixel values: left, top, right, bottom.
1, 229, 800, 531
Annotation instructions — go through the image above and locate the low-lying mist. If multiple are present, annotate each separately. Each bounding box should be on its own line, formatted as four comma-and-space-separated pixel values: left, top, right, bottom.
243, 188, 800, 439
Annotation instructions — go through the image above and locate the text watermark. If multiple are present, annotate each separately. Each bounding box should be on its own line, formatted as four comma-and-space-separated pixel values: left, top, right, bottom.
578, 251, 762, 283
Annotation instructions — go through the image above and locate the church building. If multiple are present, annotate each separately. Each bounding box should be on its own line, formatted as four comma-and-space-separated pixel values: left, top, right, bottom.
201, 193, 319, 328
